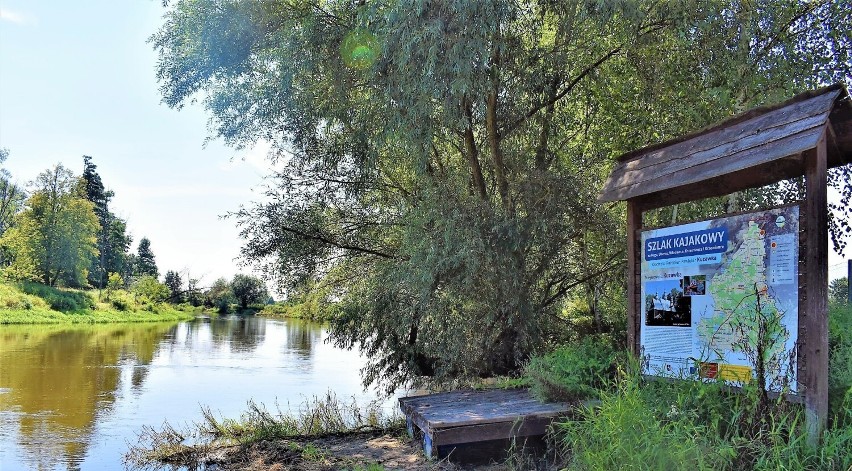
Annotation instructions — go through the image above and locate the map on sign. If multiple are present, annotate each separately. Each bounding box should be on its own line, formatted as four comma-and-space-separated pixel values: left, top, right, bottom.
640, 206, 799, 392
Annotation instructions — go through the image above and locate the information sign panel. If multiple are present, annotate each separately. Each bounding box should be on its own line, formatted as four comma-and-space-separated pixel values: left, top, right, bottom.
640, 206, 799, 391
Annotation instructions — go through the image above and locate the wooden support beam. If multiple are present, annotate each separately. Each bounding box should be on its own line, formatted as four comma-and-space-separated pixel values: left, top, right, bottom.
802, 126, 829, 445
626, 200, 643, 356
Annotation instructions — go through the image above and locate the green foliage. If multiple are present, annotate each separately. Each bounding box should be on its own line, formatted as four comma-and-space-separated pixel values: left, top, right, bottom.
260, 278, 339, 321
18, 281, 95, 312
830, 277, 849, 306
79, 155, 127, 288
0, 280, 195, 324
164, 270, 183, 303
132, 275, 170, 304
0, 148, 26, 245
0, 282, 48, 311
205, 277, 234, 313
348, 464, 386, 471
559, 371, 852, 471
526, 337, 621, 402
830, 304, 852, 423
560, 379, 731, 470
106, 272, 124, 291
231, 274, 268, 309
135, 237, 158, 278
153, 0, 852, 391
0, 164, 100, 287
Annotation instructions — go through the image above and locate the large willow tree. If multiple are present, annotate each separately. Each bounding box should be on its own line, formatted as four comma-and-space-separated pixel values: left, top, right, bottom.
153, 0, 851, 391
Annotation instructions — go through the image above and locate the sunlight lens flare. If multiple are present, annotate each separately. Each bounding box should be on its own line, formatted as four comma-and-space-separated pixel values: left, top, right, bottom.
341, 30, 379, 70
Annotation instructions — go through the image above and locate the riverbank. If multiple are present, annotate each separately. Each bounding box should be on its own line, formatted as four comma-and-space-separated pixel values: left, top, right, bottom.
140, 432, 510, 471
0, 280, 197, 324
124, 393, 521, 471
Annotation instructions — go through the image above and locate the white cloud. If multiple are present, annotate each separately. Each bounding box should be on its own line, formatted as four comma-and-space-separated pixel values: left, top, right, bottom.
0, 8, 26, 24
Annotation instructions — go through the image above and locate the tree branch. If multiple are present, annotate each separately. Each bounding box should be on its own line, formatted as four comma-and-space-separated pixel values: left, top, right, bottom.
278, 224, 398, 260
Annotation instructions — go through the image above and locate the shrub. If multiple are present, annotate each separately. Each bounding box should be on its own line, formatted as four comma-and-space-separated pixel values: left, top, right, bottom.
526, 337, 620, 402
18, 282, 95, 312
132, 276, 169, 304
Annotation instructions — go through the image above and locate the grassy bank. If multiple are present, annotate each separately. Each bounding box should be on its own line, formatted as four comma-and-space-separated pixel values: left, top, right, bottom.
0, 281, 196, 324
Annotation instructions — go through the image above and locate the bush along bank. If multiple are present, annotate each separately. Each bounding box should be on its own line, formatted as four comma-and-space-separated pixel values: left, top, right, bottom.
526, 305, 852, 470
0, 281, 196, 324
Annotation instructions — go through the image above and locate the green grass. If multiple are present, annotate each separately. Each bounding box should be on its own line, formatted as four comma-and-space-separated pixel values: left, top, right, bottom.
0, 281, 195, 324
537, 308, 852, 471
557, 370, 852, 470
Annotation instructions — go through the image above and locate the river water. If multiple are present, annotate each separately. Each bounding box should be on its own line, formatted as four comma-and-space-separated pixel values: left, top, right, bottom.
0, 316, 384, 470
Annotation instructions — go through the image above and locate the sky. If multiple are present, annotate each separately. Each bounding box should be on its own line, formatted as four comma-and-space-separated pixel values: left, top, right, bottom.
0, 1, 277, 288
0, 1, 848, 288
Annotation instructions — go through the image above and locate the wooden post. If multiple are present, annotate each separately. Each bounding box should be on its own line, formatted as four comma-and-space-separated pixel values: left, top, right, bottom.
626, 200, 643, 356
803, 128, 829, 445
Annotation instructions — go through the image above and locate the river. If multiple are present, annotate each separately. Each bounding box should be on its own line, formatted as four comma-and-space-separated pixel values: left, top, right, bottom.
0, 316, 384, 470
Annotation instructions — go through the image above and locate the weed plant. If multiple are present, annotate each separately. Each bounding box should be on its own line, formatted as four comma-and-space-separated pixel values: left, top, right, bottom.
526, 337, 621, 402
124, 392, 403, 469
556, 360, 852, 470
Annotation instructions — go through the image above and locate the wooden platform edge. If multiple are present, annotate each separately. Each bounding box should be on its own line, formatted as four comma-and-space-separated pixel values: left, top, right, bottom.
430, 414, 562, 446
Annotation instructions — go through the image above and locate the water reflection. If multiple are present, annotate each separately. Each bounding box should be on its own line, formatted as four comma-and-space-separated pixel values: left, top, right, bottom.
0, 323, 172, 470
0, 316, 352, 471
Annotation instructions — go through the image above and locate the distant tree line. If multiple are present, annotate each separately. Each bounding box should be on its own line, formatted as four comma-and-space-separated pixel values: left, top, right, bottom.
0, 151, 271, 312
0, 153, 162, 289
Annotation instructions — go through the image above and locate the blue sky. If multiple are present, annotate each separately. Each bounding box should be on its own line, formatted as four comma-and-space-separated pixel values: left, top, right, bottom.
0, 1, 277, 287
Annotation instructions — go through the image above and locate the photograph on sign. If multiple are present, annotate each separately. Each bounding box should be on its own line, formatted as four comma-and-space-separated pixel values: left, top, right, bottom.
639, 206, 799, 392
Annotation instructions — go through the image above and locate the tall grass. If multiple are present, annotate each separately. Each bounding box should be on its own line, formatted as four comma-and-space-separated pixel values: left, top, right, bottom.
124, 393, 402, 469
552, 348, 852, 470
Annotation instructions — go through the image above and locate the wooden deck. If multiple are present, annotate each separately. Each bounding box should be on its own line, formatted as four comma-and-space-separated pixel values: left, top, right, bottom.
398, 389, 570, 460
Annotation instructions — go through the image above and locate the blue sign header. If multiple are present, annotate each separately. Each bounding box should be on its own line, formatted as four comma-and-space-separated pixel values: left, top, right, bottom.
644, 227, 728, 261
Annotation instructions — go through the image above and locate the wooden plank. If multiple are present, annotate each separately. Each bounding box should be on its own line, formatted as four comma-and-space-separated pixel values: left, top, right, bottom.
802, 128, 829, 445
430, 415, 556, 446
605, 111, 829, 193
616, 88, 840, 166
626, 200, 643, 355
398, 389, 569, 429
603, 126, 822, 202
599, 88, 852, 204
614, 104, 830, 175
633, 155, 804, 212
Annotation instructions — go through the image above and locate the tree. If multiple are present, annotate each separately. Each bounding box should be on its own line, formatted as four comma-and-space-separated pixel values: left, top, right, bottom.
79, 156, 134, 288
0, 149, 25, 239
153, 0, 852, 391
136, 237, 158, 278
132, 275, 169, 304
105, 217, 133, 281
231, 274, 268, 310
80, 156, 111, 287
0, 149, 26, 266
186, 276, 203, 307
205, 277, 234, 313
0, 164, 99, 286
164, 270, 183, 303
